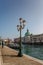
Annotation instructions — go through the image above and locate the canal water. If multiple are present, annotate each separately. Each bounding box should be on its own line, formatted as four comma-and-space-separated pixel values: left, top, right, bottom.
22, 44, 43, 60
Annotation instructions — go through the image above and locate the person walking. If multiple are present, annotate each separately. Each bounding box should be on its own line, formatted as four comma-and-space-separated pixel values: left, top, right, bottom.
2, 41, 3, 48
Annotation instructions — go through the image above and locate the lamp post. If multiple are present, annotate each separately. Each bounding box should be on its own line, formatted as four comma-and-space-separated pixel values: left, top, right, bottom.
17, 18, 26, 57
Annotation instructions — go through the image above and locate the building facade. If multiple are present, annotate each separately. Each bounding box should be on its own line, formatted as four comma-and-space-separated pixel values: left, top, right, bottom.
22, 29, 43, 44
14, 29, 43, 45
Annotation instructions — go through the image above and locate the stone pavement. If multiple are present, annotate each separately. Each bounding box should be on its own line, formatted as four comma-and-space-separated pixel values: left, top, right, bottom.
0, 46, 3, 65
0, 46, 43, 65
0, 49, 2, 65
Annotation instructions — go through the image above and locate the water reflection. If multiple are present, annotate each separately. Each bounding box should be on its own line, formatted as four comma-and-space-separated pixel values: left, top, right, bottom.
22, 44, 43, 60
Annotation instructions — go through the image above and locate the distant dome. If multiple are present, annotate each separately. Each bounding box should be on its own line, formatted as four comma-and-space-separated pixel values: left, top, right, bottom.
25, 29, 30, 36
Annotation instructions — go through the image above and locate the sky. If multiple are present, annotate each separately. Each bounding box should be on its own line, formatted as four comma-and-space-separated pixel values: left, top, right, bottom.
0, 0, 43, 39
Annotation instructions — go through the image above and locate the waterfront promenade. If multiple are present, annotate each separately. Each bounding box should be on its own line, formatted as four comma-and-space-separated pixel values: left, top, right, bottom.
0, 46, 43, 65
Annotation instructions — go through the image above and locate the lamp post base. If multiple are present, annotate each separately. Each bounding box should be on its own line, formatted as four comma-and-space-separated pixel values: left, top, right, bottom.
17, 52, 23, 57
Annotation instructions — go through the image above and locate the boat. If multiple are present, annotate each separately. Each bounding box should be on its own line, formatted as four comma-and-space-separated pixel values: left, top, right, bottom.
7, 43, 19, 49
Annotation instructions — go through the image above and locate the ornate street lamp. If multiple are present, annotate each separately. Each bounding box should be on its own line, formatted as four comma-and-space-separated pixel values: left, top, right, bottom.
17, 18, 26, 57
